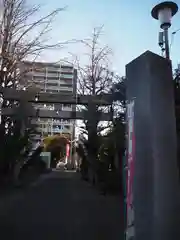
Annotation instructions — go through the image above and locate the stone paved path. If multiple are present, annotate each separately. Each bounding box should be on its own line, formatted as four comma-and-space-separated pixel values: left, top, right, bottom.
0, 170, 124, 240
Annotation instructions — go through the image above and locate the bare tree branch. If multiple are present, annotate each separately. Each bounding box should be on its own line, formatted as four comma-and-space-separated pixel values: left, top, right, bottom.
0, 0, 68, 89
72, 26, 114, 96
0, 0, 68, 136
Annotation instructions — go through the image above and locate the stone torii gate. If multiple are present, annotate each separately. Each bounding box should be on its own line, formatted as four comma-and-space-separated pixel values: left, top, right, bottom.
0, 88, 113, 120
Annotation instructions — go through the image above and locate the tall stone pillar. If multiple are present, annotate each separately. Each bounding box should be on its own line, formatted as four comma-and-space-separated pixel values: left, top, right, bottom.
126, 51, 180, 240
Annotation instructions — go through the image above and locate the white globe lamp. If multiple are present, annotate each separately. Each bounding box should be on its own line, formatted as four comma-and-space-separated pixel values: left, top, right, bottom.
151, 1, 178, 59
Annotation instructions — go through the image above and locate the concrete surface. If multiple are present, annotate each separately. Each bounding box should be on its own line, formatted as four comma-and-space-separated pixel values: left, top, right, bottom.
126, 51, 180, 239
0, 170, 124, 240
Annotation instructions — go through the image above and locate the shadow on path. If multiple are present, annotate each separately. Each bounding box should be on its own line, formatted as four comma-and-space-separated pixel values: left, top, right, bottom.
0, 171, 124, 240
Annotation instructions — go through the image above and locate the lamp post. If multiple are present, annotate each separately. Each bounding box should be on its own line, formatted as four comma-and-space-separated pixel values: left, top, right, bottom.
151, 1, 178, 60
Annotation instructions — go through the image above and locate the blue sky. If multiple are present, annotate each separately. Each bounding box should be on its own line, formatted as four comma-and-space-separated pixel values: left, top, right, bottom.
32, 0, 180, 75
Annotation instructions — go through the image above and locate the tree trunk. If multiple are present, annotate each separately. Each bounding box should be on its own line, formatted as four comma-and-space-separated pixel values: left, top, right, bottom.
13, 161, 22, 186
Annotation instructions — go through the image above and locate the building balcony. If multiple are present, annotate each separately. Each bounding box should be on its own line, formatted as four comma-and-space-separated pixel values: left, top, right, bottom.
44, 86, 73, 92
60, 74, 73, 79
59, 86, 73, 92
60, 68, 73, 74
60, 83, 73, 88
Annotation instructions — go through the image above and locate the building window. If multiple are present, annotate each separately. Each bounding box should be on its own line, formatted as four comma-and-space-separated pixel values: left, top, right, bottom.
46, 89, 59, 93
59, 90, 73, 95
46, 76, 59, 81
33, 75, 46, 80
60, 66, 73, 73
47, 82, 58, 87
59, 87, 73, 92
64, 125, 70, 130
53, 125, 61, 129
62, 104, 72, 110
60, 83, 73, 88
60, 74, 73, 79
47, 70, 59, 74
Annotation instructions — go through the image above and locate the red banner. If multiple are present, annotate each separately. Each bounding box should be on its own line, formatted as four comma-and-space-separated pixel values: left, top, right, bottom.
126, 100, 135, 239
66, 144, 70, 158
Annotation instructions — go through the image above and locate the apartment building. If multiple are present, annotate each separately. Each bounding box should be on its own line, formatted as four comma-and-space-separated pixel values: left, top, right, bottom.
22, 61, 77, 146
